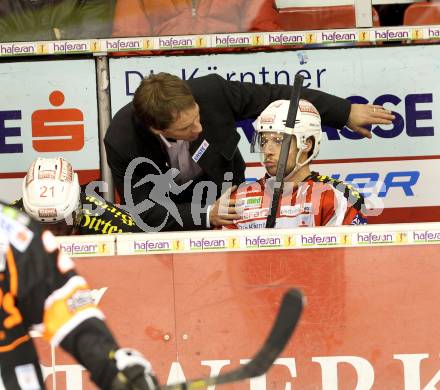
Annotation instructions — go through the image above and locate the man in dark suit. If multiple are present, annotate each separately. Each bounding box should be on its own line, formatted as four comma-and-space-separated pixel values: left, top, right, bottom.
104, 72, 394, 232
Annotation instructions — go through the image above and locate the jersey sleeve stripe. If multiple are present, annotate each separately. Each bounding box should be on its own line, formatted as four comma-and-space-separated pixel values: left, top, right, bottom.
6, 248, 18, 296
43, 286, 103, 342
42, 275, 105, 344
326, 189, 348, 226
0, 334, 30, 353
48, 307, 105, 346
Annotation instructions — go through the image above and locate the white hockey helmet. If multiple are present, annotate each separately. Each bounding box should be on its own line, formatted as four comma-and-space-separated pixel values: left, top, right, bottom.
22, 157, 82, 234
251, 99, 322, 174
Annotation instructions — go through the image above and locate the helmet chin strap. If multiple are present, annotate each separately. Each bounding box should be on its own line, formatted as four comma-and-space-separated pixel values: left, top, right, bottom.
269, 148, 311, 182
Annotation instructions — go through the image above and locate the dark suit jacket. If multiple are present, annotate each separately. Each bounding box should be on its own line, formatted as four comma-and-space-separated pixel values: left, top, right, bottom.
104, 74, 350, 231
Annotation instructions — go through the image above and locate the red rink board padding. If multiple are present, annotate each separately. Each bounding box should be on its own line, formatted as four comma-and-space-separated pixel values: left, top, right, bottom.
37, 245, 440, 389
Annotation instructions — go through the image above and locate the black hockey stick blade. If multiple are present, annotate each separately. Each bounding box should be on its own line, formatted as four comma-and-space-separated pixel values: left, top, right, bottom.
159, 288, 304, 390
266, 74, 304, 228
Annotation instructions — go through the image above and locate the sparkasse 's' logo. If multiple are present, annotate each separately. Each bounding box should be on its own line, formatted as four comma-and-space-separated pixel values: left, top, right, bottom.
0, 90, 85, 155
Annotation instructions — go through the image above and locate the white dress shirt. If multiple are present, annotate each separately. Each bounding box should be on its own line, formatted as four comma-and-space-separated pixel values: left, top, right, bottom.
159, 135, 203, 185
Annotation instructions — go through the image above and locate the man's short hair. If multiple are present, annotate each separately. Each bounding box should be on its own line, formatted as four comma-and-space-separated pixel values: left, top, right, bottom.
133, 72, 196, 131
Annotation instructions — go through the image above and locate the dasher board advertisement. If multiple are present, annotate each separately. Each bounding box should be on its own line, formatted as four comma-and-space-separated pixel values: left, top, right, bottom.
0, 59, 100, 201
109, 45, 440, 221
36, 245, 440, 389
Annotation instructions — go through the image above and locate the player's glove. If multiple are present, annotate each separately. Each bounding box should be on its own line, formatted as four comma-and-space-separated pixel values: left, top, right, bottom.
110, 348, 158, 390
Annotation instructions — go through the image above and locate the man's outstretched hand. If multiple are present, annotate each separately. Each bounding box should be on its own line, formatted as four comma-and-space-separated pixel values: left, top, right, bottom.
347, 104, 395, 139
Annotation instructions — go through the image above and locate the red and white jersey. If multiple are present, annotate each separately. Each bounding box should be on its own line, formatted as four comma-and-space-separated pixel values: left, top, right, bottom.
224, 172, 367, 230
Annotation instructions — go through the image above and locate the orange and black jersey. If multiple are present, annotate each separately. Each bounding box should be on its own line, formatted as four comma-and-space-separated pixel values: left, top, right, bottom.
11, 193, 140, 235
224, 171, 367, 229
0, 203, 118, 389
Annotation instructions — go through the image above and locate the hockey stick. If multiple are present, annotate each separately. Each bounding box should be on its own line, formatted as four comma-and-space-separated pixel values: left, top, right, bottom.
265, 74, 304, 228
159, 288, 304, 390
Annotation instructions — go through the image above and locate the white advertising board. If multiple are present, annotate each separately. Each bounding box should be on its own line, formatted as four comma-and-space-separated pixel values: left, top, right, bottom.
245, 159, 437, 209
0, 59, 100, 201
109, 45, 440, 213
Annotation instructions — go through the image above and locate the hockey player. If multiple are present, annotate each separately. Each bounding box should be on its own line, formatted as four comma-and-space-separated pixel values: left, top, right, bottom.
0, 201, 157, 389
224, 99, 367, 229
12, 157, 140, 235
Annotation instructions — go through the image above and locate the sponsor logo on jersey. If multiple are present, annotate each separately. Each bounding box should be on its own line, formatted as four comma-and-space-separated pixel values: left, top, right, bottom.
280, 205, 302, 216
241, 208, 269, 221
0, 205, 33, 252
303, 203, 314, 213
351, 213, 368, 225
242, 196, 262, 209
272, 215, 314, 228
67, 290, 95, 311
237, 220, 266, 229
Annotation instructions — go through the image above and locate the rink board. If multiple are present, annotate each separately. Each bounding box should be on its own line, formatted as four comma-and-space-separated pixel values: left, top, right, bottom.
36, 243, 440, 389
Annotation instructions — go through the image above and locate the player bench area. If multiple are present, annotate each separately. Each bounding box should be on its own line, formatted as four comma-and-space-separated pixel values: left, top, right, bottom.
32, 223, 440, 389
